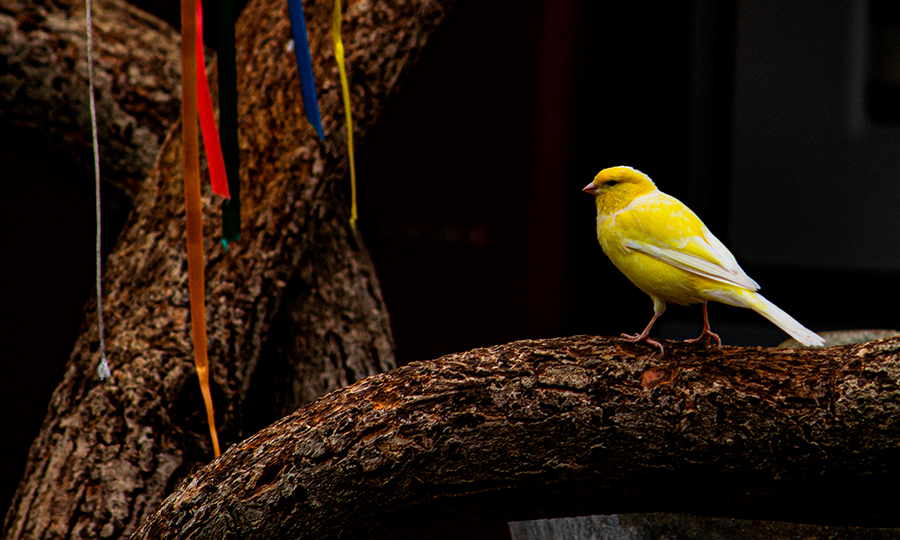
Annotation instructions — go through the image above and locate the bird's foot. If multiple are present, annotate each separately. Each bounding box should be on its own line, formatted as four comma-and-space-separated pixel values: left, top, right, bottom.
620, 332, 665, 354
684, 329, 722, 348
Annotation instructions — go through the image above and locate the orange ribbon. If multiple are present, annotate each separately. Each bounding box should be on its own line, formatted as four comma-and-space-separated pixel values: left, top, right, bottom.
181, 0, 221, 458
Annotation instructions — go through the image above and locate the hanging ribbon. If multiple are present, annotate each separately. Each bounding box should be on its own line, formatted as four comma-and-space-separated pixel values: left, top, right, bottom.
287, 0, 325, 140
196, 0, 230, 199
218, 0, 241, 244
181, 0, 221, 458
333, 0, 358, 228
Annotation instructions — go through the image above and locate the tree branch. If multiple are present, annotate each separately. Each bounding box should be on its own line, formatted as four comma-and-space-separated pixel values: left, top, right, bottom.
0, 0, 182, 196
134, 336, 900, 539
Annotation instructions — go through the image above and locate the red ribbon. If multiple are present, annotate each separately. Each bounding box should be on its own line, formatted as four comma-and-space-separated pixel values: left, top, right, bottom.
197, 0, 230, 199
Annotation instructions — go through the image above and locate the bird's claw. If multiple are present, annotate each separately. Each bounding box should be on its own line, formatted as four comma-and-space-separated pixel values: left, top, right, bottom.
620, 333, 665, 354
684, 330, 722, 348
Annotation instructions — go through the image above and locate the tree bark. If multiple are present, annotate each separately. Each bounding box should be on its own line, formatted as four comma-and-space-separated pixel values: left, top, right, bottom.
131, 336, 900, 540
2, 0, 455, 537
0, 0, 182, 197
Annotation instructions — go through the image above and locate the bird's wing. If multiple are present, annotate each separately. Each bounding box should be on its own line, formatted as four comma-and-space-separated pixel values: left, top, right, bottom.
615, 192, 760, 291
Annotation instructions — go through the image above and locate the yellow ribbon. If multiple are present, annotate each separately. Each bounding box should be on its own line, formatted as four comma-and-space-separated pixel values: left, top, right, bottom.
333, 0, 357, 228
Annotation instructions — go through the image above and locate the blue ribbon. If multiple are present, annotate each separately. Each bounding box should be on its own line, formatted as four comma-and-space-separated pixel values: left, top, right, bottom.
287, 0, 325, 140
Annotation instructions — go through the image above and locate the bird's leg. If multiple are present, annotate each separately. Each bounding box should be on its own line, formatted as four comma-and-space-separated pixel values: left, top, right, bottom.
684, 301, 722, 347
621, 300, 665, 353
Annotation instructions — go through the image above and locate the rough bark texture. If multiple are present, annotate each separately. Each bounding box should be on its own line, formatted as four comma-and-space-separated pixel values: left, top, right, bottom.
132, 336, 900, 540
0, 0, 182, 196
2, 0, 455, 537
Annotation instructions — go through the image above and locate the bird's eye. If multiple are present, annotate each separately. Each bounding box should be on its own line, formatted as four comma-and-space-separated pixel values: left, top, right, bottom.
606, 180, 618, 186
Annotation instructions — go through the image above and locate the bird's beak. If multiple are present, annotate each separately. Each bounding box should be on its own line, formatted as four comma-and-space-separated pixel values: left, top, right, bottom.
582, 182, 599, 195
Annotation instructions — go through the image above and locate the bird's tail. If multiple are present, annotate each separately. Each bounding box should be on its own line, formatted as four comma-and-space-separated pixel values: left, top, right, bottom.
711, 289, 825, 347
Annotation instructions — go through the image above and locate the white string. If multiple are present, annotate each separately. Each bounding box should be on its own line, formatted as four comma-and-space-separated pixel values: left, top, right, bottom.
86, 0, 110, 380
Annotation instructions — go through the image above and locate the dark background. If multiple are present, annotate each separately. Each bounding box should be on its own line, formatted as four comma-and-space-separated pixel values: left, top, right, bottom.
3, 0, 898, 523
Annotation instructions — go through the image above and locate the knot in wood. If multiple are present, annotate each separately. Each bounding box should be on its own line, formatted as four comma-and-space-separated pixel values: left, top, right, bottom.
640, 366, 678, 389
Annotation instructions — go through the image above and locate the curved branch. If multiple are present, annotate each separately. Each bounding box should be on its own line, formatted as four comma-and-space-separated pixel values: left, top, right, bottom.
134, 336, 900, 539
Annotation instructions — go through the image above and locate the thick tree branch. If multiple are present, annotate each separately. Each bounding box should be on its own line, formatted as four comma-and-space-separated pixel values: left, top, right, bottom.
134, 336, 900, 539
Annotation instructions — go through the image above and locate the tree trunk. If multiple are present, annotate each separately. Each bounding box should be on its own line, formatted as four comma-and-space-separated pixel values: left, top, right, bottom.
2, 0, 455, 537
130, 336, 900, 539
0, 0, 183, 197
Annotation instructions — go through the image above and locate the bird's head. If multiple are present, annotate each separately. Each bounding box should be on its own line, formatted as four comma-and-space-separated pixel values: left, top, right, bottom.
583, 166, 657, 215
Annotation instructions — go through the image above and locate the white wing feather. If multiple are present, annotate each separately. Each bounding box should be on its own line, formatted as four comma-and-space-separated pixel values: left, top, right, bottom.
623, 236, 760, 291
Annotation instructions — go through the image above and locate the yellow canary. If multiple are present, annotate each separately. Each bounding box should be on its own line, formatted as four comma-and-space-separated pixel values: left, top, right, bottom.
584, 166, 824, 352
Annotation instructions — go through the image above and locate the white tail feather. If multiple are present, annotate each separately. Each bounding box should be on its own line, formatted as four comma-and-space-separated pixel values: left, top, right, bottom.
708, 289, 825, 347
